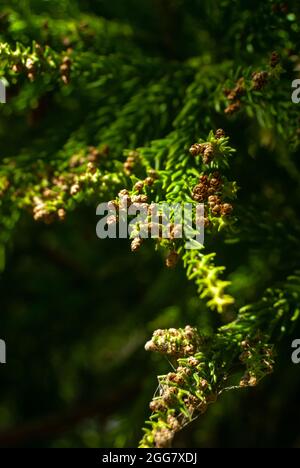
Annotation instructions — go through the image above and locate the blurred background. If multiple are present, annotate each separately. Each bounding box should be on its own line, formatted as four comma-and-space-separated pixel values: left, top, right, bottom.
1, 0, 300, 448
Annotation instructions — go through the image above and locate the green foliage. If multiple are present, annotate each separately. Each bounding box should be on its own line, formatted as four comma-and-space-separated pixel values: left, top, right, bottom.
141, 273, 300, 447
1, 0, 300, 448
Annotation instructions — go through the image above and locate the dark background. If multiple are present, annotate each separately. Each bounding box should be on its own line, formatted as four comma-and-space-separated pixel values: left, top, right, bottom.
1, 0, 300, 448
